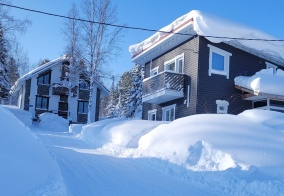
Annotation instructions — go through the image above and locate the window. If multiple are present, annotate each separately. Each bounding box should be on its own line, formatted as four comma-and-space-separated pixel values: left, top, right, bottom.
79, 80, 90, 90
216, 100, 229, 114
78, 101, 89, 114
148, 109, 157, 121
164, 53, 184, 74
162, 104, 176, 121
36, 96, 49, 110
150, 67, 159, 76
208, 44, 232, 79
38, 72, 50, 85
266, 62, 278, 74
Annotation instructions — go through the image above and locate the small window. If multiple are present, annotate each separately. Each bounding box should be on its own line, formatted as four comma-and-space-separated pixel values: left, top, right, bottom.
148, 109, 157, 121
216, 100, 229, 114
36, 96, 49, 110
164, 53, 184, 73
78, 101, 89, 114
208, 44, 232, 79
38, 72, 50, 85
79, 80, 90, 90
150, 67, 159, 77
162, 104, 176, 121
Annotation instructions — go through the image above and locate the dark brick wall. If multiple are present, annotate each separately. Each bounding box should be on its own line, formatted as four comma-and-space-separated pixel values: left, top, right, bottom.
24, 79, 31, 111
142, 36, 199, 120
196, 36, 268, 114
37, 84, 50, 95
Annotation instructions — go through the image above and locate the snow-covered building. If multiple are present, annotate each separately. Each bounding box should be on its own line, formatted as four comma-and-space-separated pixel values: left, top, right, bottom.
129, 10, 284, 121
10, 56, 109, 123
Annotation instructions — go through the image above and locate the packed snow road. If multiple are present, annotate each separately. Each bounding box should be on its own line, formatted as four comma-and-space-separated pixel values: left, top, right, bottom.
34, 130, 216, 196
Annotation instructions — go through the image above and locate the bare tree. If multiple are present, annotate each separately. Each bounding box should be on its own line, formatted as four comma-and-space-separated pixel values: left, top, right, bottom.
10, 42, 30, 76
80, 0, 123, 123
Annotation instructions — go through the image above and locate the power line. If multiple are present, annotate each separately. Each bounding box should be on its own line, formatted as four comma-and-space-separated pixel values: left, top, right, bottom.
1, 2, 284, 42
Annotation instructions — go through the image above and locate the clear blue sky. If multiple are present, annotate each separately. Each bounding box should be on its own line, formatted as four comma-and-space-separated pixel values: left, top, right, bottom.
9, 0, 284, 82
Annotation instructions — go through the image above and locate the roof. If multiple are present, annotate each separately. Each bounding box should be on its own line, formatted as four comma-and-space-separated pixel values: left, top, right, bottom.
10, 55, 109, 96
129, 10, 284, 66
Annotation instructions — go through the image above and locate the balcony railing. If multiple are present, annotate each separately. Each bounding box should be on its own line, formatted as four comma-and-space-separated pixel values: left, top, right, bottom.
52, 83, 69, 95
142, 71, 184, 104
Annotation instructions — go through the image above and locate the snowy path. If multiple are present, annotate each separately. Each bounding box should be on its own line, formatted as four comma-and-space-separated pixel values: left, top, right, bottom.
34, 131, 217, 196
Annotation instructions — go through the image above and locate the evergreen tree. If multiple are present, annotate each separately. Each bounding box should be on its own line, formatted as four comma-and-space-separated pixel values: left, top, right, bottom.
117, 71, 133, 117
106, 76, 119, 118
126, 64, 143, 118
6, 57, 19, 86
0, 22, 9, 98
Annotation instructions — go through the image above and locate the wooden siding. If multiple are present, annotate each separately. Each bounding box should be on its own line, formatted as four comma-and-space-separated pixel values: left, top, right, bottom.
142, 36, 200, 120
37, 84, 50, 95
24, 79, 31, 111
95, 88, 101, 121
196, 36, 268, 114
79, 89, 90, 100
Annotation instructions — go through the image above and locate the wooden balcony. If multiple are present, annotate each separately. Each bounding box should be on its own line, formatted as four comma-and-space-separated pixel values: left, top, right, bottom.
142, 71, 184, 104
52, 83, 69, 95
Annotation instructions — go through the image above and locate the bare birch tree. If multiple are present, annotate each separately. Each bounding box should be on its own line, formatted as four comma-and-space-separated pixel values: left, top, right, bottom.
81, 0, 122, 123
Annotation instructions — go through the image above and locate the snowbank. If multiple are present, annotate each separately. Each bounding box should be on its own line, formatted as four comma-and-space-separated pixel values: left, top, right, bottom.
3, 105, 32, 127
39, 112, 69, 132
80, 118, 167, 148
235, 68, 284, 95
129, 10, 284, 62
0, 105, 65, 195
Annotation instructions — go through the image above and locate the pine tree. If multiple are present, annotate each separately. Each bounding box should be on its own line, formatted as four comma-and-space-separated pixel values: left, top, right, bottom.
0, 22, 9, 98
117, 71, 133, 117
126, 64, 143, 118
106, 76, 119, 118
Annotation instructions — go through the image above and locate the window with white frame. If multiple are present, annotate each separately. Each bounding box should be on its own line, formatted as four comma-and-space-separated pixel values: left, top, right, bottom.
216, 100, 229, 114
150, 67, 159, 76
148, 109, 157, 121
266, 62, 278, 74
208, 44, 232, 79
162, 104, 176, 121
164, 53, 184, 74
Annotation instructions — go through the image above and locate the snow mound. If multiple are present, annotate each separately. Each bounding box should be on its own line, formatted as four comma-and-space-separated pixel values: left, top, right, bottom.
80, 118, 167, 148
0, 105, 65, 195
235, 68, 284, 95
129, 10, 284, 62
39, 112, 69, 132
139, 113, 284, 171
3, 105, 32, 127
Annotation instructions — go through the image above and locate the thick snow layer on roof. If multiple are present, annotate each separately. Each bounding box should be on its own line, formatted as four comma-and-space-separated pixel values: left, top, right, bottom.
129, 10, 284, 63
235, 68, 284, 95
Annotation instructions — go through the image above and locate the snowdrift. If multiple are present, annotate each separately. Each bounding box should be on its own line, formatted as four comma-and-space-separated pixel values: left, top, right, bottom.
81, 110, 284, 174
235, 68, 284, 95
0, 105, 65, 195
39, 112, 69, 132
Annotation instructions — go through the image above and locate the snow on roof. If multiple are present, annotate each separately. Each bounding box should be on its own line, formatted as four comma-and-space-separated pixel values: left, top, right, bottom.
235, 68, 284, 96
129, 10, 284, 65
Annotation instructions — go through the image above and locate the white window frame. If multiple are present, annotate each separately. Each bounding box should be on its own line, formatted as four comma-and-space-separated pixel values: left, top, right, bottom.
162, 104, 176, 121
216, 100, 229, 114
208, 44, 232, 79
148, 109, 157, 121
164, 53, 184, 74
150, 66, 159, 77
266, 62, 278, 74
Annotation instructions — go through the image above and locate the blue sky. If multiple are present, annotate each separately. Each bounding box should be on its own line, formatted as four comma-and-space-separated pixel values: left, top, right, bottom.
9, 0, 284, 82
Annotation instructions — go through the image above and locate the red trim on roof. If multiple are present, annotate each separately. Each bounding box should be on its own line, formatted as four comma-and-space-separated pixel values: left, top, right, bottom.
132, 18, 194, 59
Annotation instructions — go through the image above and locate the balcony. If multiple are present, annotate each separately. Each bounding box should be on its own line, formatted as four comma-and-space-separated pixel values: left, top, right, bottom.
142, 71, 184, 104
52, 83, 69, 95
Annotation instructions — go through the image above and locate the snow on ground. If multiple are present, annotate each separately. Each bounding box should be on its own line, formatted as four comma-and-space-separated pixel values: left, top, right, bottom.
2, 105, 284, 195
0, 105, 66, 195
235, 68, 284, 95
38, 112, 69, 132
129, 10, 284, 62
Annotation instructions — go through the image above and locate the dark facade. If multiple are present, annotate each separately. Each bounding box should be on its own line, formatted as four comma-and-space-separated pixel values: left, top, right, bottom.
24, 79, 31, 111
141, 36, 280, 121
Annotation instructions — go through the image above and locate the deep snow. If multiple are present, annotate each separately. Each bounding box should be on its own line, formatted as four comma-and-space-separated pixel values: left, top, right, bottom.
1, 105, 284, 195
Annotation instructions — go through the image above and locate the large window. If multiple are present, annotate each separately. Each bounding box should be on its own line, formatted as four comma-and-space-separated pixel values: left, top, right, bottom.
36, 96, 49, 110
148, 109, 157, 121
38, 72, 50, 85
78, 101, 89, 114
208, 44, 232, 79
164, 53, 184, 73
79, 80, 90, 90
162, 104, 176, 121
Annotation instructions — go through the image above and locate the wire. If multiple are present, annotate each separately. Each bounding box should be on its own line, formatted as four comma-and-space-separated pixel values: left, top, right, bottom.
1, 2, 284, 42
